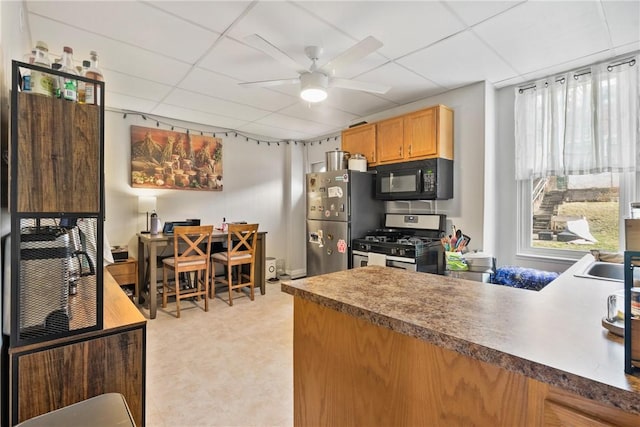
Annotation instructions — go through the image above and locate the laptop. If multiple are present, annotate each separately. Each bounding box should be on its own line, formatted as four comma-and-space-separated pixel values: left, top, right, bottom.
162, 219, 200, 235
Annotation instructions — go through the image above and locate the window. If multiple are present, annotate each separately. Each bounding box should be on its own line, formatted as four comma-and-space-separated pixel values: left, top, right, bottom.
515, 55, 639, 258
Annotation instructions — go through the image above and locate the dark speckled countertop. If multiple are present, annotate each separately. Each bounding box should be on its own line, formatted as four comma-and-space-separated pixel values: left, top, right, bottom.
281, 254, 640, 415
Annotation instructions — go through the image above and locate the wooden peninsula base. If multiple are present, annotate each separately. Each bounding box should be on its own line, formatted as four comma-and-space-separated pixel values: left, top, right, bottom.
293, 297, 638, 426
284, 256, 640, 427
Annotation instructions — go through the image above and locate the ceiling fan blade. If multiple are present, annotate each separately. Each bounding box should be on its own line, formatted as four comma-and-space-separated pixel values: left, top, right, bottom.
319, 36, 383, 75
239, 78, 300, 88
244, 34, 308, 73
330, 78, 391, 94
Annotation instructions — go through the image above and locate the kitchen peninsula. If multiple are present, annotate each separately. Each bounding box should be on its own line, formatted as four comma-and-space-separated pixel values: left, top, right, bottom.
282, 256, 640, 426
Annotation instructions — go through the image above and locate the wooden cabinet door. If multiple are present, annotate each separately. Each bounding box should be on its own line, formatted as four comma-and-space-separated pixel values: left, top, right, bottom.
341, 124, 376, 165
404, 107, 437, 159
376, 116, 405, 164
16, 92, 101, 213
13, 327, 145, 427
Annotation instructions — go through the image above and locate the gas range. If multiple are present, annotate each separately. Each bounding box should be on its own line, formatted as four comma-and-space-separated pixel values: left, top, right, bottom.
353, 230, 440, 259
352, 214, 446, 274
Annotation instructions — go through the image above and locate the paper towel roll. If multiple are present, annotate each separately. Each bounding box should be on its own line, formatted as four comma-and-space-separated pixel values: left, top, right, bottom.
367, 252, 387, 267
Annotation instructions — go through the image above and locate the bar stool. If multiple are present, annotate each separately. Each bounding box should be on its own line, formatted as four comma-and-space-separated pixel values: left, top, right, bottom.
162, 225, 213, 317
211, 223, 259, 306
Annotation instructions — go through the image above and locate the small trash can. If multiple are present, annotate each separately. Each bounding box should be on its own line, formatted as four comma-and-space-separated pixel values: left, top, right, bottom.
266, 257, 277, 280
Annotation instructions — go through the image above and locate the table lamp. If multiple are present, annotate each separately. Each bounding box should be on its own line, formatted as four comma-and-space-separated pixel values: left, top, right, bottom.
138, 196, 157, 234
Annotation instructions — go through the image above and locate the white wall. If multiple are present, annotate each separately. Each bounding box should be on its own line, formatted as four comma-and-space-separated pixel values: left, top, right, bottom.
104, 111, 305, 275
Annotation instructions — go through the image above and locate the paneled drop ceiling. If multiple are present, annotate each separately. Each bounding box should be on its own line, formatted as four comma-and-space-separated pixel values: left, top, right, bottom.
23, 0, 640, 141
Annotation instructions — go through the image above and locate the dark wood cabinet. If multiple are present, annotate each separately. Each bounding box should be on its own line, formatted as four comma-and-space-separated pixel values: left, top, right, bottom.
9, 275, 147, 427
9, 61, 105, 347
15, 91, 101, 213
106, 258, 139, 302
5, 62, 146, 427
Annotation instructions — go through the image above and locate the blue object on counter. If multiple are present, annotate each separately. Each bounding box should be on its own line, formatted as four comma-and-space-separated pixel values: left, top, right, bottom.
493, 266, 559, 291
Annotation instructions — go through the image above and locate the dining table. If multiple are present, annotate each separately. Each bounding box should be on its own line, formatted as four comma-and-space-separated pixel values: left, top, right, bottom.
137, 229, 267, 319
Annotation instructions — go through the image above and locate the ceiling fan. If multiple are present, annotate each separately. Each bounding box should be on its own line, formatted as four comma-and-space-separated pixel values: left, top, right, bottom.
239, 34, 391, 103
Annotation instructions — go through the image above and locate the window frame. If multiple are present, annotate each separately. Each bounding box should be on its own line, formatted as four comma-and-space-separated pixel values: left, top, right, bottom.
516, 174, 637, 261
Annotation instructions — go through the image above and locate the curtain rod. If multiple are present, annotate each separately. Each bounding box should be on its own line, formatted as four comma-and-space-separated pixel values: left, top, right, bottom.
517, 56, 637, 93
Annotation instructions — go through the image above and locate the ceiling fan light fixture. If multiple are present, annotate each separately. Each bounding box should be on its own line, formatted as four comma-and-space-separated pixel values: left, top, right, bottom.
300, 72, 328, 103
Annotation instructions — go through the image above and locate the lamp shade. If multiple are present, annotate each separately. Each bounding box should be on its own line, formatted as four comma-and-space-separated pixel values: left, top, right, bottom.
300, 72, 328, 103
138, 196, 156, 213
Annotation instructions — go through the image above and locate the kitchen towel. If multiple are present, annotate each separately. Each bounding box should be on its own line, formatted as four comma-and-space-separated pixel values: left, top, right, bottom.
367, 252, 387, 267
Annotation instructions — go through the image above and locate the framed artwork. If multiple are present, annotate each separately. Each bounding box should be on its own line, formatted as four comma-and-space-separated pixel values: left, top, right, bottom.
130, 125, 223, 191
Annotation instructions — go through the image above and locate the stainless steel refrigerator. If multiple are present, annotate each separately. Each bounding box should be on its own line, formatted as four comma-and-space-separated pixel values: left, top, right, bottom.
306, 170, 383, 277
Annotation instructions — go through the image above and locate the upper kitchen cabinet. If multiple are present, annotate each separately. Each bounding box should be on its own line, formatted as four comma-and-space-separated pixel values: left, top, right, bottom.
376, 116, 404, 163
341, 123, 376, 166
377, 105, 453, 165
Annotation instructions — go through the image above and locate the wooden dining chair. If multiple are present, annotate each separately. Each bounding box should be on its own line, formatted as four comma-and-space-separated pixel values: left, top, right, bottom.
211, 223, 259, 306
162, 225, 213, 317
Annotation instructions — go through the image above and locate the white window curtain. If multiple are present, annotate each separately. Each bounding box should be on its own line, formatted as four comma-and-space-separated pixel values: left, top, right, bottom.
514, 54, 639, 180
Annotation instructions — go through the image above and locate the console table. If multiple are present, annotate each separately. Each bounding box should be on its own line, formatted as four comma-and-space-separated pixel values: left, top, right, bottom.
137, 230, 267, 319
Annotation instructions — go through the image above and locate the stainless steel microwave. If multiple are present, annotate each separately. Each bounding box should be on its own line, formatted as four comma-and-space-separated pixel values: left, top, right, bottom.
374, 158, 453, 200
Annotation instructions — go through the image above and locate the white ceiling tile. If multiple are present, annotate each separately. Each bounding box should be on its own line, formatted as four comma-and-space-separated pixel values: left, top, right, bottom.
199, 37, 300, 82
277, 102, 358, 128
397, 30, 517, 89
359, 62, 444, 104
236, 122, 316, 141
102, 69, 173, 102
27, 14, 191, 85
601, 1, 640, 48
255, 112, 336, 136
225, 0, 384, 79
163, 88, 271, 122
149, 1, 254, 34
151, 104, 251, 131
228, 1, 357, 64
27, 1, 216, 63
296, 1, 466, 59
104, 92, 161, 113
473, 1, 611, 75
323, 90, 397, 117
445, 1, 525, 26
179, 67, 298, 110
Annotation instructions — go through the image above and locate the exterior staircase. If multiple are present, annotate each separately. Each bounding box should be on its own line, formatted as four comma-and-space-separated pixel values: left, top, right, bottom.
533, 190, 565, 235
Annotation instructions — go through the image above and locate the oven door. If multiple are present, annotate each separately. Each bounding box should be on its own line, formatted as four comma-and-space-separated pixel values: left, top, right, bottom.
352, 253, 369, 269
352, 251, 417, 271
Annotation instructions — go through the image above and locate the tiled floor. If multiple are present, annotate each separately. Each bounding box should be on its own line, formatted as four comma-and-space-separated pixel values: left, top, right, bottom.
142, 280, 294, 427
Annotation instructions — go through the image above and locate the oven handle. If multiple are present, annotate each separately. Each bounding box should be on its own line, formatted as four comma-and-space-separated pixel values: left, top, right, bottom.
352, 250, 417, 265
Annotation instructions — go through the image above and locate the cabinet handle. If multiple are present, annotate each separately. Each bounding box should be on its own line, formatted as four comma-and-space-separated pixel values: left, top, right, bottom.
399, 146, 403, 156
408, 144, 412, 156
